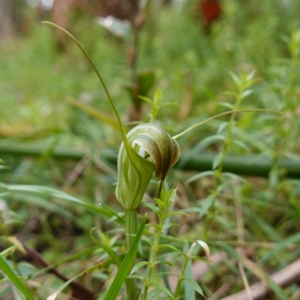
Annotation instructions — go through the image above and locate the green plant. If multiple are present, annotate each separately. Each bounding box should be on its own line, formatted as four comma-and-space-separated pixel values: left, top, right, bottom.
2, 8, 292, 299
30, 22, 276, 300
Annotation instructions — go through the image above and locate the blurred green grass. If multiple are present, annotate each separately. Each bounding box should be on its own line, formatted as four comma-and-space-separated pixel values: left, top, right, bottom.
1, 1, 300, 298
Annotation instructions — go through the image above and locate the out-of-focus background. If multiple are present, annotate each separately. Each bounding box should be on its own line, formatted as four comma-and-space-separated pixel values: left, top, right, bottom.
1, 0, 300, 299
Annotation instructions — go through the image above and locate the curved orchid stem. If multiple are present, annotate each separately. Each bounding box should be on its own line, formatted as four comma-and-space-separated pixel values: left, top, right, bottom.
42, 22, 129, 146
173, 109, 281, 140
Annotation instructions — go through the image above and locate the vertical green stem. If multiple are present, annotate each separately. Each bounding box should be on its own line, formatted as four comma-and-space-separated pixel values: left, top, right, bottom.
142, 227, 161, 300
204, 94, 243, 237
124, 209, 139, 300
125, 209, 138, 249
173, 255, 189, 298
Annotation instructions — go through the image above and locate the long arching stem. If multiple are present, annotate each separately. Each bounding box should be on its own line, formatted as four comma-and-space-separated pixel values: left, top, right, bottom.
173, 109, 281, 140
42, 22, 128, 141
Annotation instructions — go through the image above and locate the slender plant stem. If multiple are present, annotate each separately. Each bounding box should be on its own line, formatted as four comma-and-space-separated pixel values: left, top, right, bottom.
157, 180, 163, 199
142, 227, 161, 300
173, 109, 281, 140
154, 180, 164, 224
42, 22, 132, 149
124, 209, 139, 300
204, 92, 245, 236
125, 209, 138, 249
173, 254, 190, 298
142, 182, 166, 300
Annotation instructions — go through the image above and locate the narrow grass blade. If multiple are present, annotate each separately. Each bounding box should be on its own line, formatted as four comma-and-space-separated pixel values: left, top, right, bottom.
0, 255, 34, 300
0, 183, 124, 224
150, 282, 175, 299
90, 228, 122, 266
220, 244, 289, 300
103, 216, 147, 300
184, 243, 196, 300
47, 261, 107, 300
65, 96, 119, 129
185, 278, 204, 297
32, 246, 99, 278
260, 231, 300, 263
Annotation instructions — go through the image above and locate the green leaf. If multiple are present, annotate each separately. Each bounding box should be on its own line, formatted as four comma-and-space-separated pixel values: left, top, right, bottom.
246, 70, 256, 81
198, 135, 225, 148
185, 278, 204, 297
146, 223, 161, 231
184, 253, 195, 300
213, 152, 223, 169
234, 127, 271, 153
153, 260, 174, 267
217, 122, 228, 134
157, 244, 182, 254
90, 228, 122, 266
233, 140, 250, 152
0, 246, 17, 257
0, 165, 10, 170
142, 201, 159, 213
154, 198, 167, 211
222, 172, 249, 184
161, 186, 177, 205
165, 211, 189, 218
162, 223, 177, 230
150, 282, 175, 299
229, 72, 240, 87
147, 288, 163, 299
218, 101, 235, 109
0, 255, 34, 300
2, 194, 80, 226
103, 216, 147, 300
153, 88, 162, 105
130, 261, 150, 274
197, 194, 215, 217
242, 89, 253, 99
260, 231, 300, 263
139, 95, 153, 106
141, 236, 154, 248
32, 246, 99, 278
156, 271, 179, 277
47, 262, 105, 300
127, 274, 146, 281
0, 183, 124, 224
185, 171, 214, 183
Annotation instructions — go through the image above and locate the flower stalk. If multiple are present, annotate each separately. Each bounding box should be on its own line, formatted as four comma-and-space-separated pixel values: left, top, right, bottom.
125, 209, 138, 248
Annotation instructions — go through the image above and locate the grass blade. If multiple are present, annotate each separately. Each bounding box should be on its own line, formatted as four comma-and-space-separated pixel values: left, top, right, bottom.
65, 96, 119, 129
0, 255, 34, 300
0, 183, 124, 224
220, 244, 289, 300
103, 215, 147, 300
90, 228, 122, 266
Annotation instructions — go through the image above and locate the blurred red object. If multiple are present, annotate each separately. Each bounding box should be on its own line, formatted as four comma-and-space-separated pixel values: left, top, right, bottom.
199, 0, 222, 28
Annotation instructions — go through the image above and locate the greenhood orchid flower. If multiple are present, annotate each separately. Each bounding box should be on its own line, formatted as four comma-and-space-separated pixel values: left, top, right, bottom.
116, 123, 180, 210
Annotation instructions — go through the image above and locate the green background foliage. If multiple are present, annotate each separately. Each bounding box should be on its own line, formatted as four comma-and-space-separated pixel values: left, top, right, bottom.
1, 0, 300, 299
